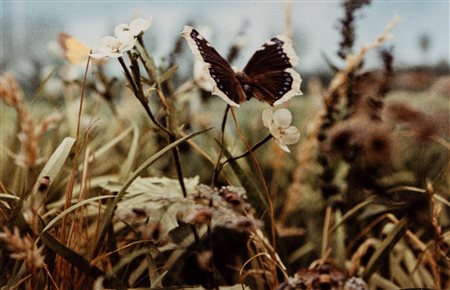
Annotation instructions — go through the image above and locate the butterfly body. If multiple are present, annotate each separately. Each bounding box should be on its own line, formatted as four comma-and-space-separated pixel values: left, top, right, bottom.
181, 26, 302, 107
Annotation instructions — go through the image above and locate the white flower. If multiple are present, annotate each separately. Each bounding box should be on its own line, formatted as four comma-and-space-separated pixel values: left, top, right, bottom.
262, 108, 300, 153
114, 18, 152, 37
89, 31, 136, 59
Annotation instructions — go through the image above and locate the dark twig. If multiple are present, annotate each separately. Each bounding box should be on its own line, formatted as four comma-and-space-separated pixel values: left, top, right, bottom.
220, 134, 272, 169
211, 105, 230, 185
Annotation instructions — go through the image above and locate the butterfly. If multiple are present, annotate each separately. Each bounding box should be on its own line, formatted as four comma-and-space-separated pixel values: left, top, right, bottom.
58, 33, 91, 65
181, 26, 302, 107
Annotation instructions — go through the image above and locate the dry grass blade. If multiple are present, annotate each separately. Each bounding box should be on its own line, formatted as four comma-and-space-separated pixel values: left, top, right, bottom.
41, 195, 115, 233
39, 230, 125, 289
0, 193, 21, 201
119, 123, 140, 180
109, 248, 149, 278
329, 196, 376, 234
1, 2, 448, 288
369, 273, 400, 289
31, 137, 76, 196
91, 127, 212, 257
80, 126, 133, 168
434, 193, 450, 208
158, 64, 179, 84
363, 217, 408, 280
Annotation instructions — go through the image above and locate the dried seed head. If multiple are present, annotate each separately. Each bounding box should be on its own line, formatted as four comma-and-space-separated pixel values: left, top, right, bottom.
0, 227, 45, 271
344, 277, 368, 290
222, 217, 260, 233
186, 208, 213, 226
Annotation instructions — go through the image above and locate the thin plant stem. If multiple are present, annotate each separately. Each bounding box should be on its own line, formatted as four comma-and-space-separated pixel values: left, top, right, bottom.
118, 56, 172, 136
207, 223, 218, 289
229, 108, 278, 287
135, 41, 159, 87
211, 105, 230, 185
170, 135, 187, 197
122, 43, 187, 198
57, 54, 91, 286
118, 57, 138, 95
221, 134, 272, 168
61, 55, 91, 241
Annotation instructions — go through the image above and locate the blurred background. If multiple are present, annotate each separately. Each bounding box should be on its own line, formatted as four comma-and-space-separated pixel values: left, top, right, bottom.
1, 1, 449, 77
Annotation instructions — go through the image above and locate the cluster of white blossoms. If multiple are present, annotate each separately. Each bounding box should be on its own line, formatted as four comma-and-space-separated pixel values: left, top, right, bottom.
262, 108, 301, 153
90, 18, 151, 59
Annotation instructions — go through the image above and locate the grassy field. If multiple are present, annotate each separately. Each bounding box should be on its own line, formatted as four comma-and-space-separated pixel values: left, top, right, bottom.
0, 1, 449, 289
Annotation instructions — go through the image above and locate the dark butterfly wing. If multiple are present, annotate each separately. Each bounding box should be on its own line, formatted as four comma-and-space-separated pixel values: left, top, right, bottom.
243, 36, 302, 106
181, 26, 244, 107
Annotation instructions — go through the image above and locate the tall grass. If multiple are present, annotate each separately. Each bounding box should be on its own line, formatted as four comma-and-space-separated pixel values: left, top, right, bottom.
1, 1, 449, 289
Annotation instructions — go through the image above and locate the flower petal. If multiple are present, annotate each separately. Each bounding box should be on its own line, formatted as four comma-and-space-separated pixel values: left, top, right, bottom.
89, 51, 109, 59
269, 126, 282, 140
114, 24, 129, 37
262, 109, 273, 128
117, 31, 136, 52
90, 51, 122, 59
281, 126, 300, 145
100, 36, 117, 48
275, 138, 291, 153
129, 18, 152, 36
273, 108, 292, 128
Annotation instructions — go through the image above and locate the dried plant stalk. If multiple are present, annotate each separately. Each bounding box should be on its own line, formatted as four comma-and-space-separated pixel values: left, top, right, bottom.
282, 16, 399, 220
325, 16, 398, 108
0, 73, 62, 168
1, 73, 39, 167
0, 226, 45, 271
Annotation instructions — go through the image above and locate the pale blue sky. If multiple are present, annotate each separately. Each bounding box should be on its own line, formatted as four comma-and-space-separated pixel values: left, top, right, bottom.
1, 1, 449, 72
